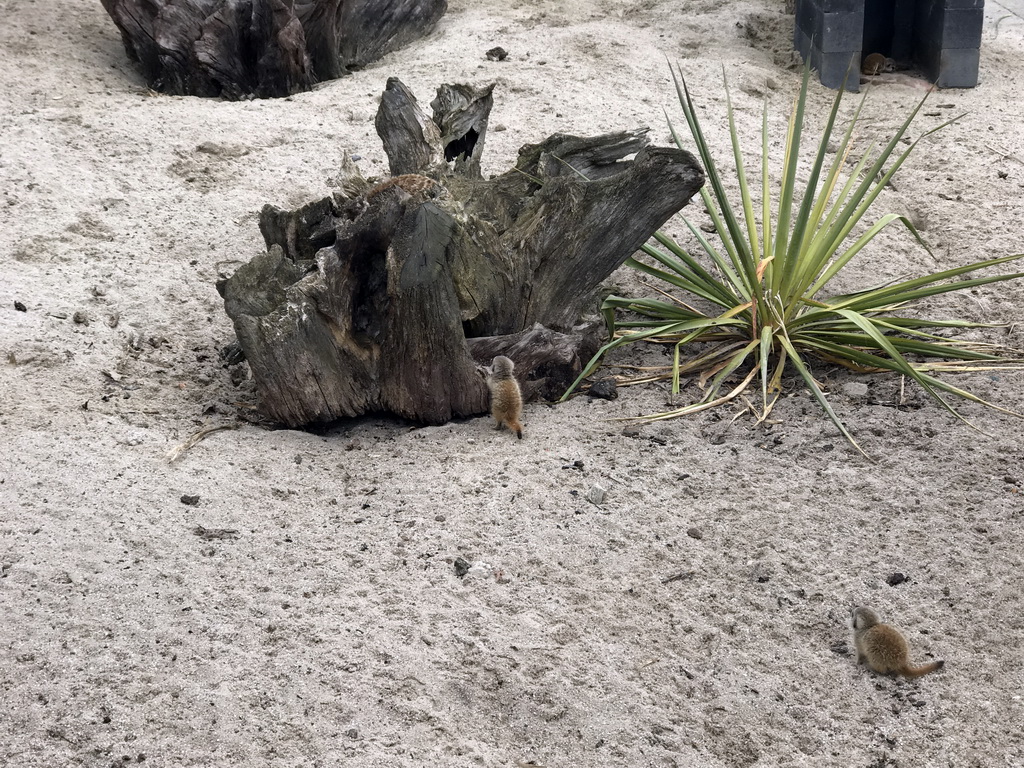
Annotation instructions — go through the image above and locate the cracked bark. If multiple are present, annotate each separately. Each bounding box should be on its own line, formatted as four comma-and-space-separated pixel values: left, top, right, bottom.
219, 78, 705, 426
99, 0, 446, 99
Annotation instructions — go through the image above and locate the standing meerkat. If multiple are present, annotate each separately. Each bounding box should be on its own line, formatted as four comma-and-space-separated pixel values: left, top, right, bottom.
851, 606, 944, 679
481, 356, 523, 439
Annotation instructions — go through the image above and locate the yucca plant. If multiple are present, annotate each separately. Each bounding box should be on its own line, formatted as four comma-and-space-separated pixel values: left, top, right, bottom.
564, 63, 1024, 456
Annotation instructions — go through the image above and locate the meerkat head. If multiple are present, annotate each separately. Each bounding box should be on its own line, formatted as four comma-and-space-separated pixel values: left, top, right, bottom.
851, 606, 880, 630
490, 356, 515, 376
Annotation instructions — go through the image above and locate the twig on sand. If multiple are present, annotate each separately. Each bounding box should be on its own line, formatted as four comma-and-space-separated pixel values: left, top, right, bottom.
166, 423, 239, 463
193, 525, 240, 540
986, 143, 1024, 164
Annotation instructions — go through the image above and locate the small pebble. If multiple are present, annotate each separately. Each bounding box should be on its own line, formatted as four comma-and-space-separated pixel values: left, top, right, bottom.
843, 382, 869, 398
453, 557, 470, 578
73, 310, 89, 325
588, 378, 618, 400
464, 561, 493, 580
180, 494, 200, 506
886, 572, 908, 586
686, 527, 703, 540
14, 301, 27, 312
586, 484, 607, 505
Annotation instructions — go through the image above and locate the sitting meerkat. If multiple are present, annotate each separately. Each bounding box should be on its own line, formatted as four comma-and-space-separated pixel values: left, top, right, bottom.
480, 355, 523, 439
851, 606, 944, 678
861, 52, 895, 77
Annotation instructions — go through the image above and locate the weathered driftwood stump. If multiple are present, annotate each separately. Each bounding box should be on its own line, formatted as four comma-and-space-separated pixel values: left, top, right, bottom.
218, 78, 705, 426
100, 0, 447, 99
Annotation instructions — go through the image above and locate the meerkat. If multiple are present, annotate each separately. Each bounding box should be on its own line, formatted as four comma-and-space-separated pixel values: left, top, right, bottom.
861, 53, 895, 77
343, 174, 443, 220
480, 355, 523, 439
364, 174, 442, 202
851, 606, 944, 679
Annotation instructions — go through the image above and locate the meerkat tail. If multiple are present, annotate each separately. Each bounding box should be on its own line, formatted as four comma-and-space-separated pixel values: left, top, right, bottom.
509, 419, 523, 439
901, 660, 944, 678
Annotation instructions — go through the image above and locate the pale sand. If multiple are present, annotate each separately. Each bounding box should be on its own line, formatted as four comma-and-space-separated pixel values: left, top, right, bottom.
2, 1, 1024, 765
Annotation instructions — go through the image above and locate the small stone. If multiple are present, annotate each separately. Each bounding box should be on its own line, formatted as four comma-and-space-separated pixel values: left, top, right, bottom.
842, 382, 869, 398
72, 310, 89, 325
485, 46, 508, 61
14, 301, 27, 312
453, 557, 470, 578
346, 728, 359, 739
587, 378, 618, 400
686, 527, 703, 540
220, 341, 245, 365
180, 494, 200, 506
621, 425, 643, 438
586, 484, 607, 505
465, 561, 493, 580
886, 572, 908, 586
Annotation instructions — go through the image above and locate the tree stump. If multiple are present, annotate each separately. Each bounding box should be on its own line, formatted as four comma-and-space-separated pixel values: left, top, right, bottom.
218, 78, 705, 426
100, 0, 447, 99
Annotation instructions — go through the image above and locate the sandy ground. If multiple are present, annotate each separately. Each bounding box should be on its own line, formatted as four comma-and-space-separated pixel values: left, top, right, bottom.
3, 1, 1024, 766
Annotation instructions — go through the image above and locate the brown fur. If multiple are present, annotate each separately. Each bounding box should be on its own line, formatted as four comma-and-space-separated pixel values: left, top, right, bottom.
365, 174, 441, 202
861, 52, 895, 76
482, 356, 523, 439
852, 606, 944, 678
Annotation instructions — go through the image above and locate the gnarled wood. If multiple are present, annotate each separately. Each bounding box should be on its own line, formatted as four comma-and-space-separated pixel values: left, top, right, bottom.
219, 79, 705, 426
100, 0, 446, 99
